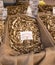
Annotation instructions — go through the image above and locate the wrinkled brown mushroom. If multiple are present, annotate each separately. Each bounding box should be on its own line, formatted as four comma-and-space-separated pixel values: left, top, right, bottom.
7, 5, 28, 15
39, 13, 55, 41
8, 14, 43, 55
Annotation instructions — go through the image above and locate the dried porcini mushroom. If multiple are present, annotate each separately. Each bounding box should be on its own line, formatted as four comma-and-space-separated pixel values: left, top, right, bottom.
7, 5, 28, 15
39, 13, 55, 41
8, 14, 44, 55
38, 5, 53, 12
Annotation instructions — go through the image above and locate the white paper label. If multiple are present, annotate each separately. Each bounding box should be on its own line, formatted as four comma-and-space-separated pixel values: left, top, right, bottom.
0, 1, 3, 8
0, 8, 7, 20
2, 8, 7, 20
3, 8, 7, 16
53, 7, 55, 16
20, 31, 33, 41
26, 6, 33, 17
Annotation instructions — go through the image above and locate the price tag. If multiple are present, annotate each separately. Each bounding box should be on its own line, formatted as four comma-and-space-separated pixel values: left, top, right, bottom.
2, 8, 7, 20
20, 31, 33, 41
0, 1, 3, 8
53, 7, 55, 16
0, 8, 7, 20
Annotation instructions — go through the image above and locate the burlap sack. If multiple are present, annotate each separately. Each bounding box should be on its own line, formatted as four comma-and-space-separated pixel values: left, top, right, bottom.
0, 14, 55, 65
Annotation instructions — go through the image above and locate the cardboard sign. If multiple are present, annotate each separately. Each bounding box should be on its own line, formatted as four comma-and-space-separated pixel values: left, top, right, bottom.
20, 31, 33, 41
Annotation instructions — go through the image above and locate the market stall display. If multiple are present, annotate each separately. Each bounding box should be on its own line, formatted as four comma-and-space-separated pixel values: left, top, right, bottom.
7, 5, 28, 15
0, 0, 55, 65
39, 13, 55, 41
8, 14, 44, 55
38, 2, 55, 42
38, 5, 53, 12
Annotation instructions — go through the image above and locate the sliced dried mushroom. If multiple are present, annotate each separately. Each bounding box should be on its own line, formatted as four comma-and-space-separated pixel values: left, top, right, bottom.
39, 13, 55, 41
38, 4, 55, 41
8, 14, 44, 55
7, 5, 28, 15
38, 5, 53, 13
